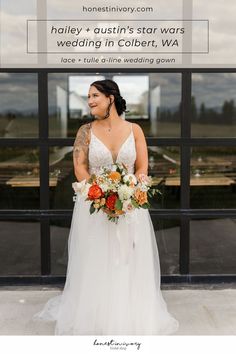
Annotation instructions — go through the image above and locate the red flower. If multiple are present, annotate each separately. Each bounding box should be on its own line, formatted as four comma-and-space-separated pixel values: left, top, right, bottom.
88, 184, 104, 200
105, 193, 118, 210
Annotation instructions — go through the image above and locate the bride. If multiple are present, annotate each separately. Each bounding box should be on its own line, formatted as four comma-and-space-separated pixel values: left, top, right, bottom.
33, 79, 179, 335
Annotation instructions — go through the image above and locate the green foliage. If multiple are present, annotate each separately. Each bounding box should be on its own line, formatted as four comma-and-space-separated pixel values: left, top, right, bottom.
131, 199, 139, 208
89, 204, 95, 214
115, 199, 123, 210
141, 202, 150, 209
88, 174, 96, 184
107, 215, 119, 224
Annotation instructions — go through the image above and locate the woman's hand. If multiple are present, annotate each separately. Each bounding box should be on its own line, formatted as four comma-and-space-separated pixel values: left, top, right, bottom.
135, 173, 148, 184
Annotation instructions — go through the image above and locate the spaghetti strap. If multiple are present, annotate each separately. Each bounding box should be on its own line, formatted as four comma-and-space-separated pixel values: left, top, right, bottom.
89, 122, 93, 137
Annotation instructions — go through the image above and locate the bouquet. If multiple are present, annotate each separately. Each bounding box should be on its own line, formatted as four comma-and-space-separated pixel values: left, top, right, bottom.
72, 163, 161, 223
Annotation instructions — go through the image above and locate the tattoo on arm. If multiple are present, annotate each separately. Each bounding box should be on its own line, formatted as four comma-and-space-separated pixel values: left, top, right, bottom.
73, 123, 91, 165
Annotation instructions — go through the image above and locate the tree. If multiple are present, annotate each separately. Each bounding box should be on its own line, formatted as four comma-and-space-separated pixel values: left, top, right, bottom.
199, 103, 206, 123
222, 99, 235, 124
191, 96, 197, 122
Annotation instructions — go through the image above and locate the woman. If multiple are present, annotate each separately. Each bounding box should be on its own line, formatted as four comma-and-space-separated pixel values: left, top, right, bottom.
33, 79, 179, 335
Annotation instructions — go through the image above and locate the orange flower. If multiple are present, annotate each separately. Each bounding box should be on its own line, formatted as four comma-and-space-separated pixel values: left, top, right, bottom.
88, 184, 104, 200
114, 209, 124, 215
103, 208, 124, 217
134, 188, 148, 205
108, 171, 121, 181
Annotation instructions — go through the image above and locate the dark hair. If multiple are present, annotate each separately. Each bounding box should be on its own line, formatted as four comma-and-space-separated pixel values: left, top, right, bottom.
90, 79, 127, 117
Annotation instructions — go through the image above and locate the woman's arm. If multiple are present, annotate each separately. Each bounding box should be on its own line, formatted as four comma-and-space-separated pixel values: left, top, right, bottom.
132, 123, 149, 179
73, 123, 91, 182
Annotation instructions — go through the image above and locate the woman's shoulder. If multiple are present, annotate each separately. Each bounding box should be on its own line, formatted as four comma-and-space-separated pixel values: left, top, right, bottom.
74, 122, 92, 146
131, 122, 142, 130
77, 122, 92, 132
75, 122, 92, 137
131, 122, 145, 138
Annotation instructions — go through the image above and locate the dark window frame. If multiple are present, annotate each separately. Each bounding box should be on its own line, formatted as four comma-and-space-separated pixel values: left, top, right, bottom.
0, 68, 236, 286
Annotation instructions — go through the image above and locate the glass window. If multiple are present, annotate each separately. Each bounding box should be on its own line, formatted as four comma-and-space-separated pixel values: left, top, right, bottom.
69, 75, 104, 120
0, 73, 38, 137
190, 147, 236, 209
114, 73, 181, 137
48, 73, 181, 138
151, 217, 180, 275
149, 73, 181, 137
48, 73, 104, 137
51, 219, 70, 275
0, 147, 40, 209
148, 146, 180, 209
191, 73, 236, 137
113, 74, 149, 120
49, 146, 74, 209
0, 220, 40, 275
190, 218, 236, 274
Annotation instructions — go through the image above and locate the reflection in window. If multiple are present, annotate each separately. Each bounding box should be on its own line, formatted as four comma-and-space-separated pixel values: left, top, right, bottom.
51, 220, 70, 275
48, 73, 181, 138
0, 147, 40, 209
190, 147, 236, 208
113, 75, 149, 120
69, 75, 104, 120
149, 73, 181, 137
114, 73, 181, 137
49, 73, 68, 137
190, 218, 236, 274
151, 218, 180, 275
148, 146, 180, 209
0, 220, 40, 275
192, 73, 236, 137
48, 73, 104, 137
0, 73, 38, 137
49, 147, 74, 209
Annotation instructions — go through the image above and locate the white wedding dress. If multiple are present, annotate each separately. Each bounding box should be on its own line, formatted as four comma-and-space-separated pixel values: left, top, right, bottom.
33, 123, 179, 335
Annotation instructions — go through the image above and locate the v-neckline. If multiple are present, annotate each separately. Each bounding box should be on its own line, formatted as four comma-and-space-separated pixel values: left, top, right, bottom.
90, 125, 133, 164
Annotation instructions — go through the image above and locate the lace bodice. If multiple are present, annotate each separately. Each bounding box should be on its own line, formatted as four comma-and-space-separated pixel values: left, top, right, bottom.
88, 123, 136, 175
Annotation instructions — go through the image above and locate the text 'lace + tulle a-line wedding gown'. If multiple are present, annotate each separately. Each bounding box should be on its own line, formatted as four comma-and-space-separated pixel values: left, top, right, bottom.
33, 123, 179, 335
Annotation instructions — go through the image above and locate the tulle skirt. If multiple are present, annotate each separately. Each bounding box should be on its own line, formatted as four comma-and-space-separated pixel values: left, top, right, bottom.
33, 193, 179, 335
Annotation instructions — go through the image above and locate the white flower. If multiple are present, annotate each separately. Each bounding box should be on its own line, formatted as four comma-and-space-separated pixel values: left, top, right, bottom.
138, 183, 149, 192
72, 180, 86, 192
122, 199, 134, 212
118, 185, 134, 201
138, 174, 152, 186
72, 179, 91, 197
99, 183, 109, 192
123, 174, 137, 185
81, 183, 92, 197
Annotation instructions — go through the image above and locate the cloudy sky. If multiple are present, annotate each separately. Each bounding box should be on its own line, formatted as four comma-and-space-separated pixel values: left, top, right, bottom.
0, 0, 236, 67
0, 72, 236, 113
